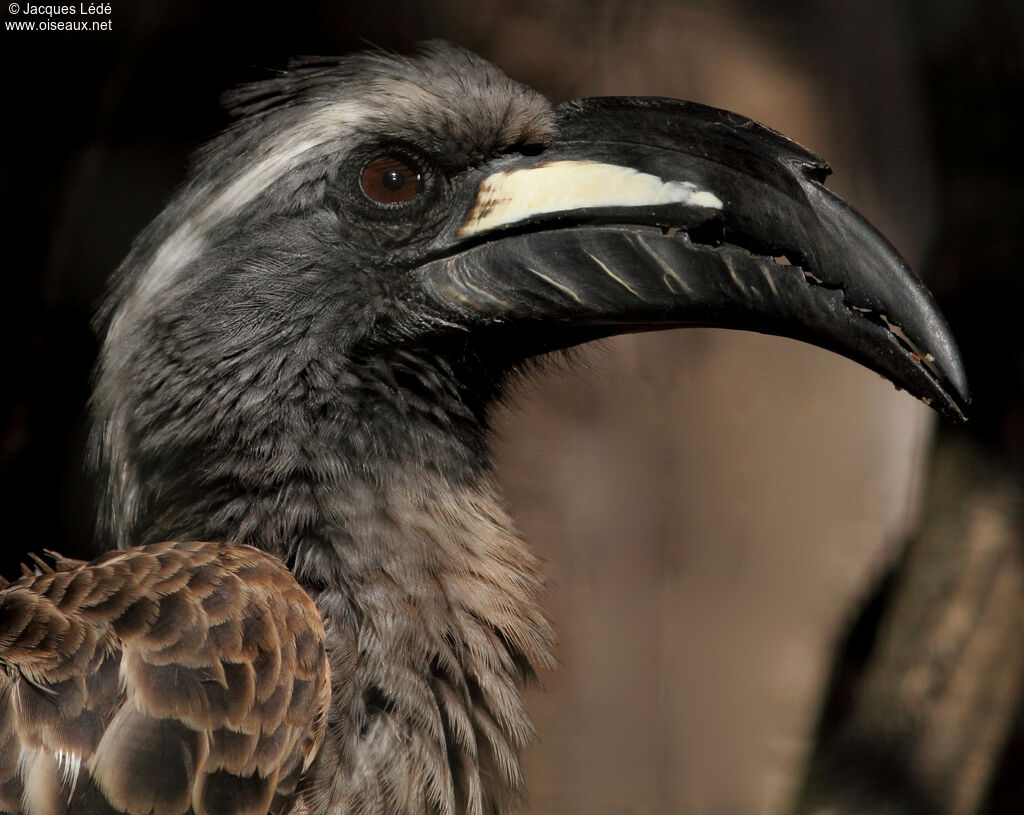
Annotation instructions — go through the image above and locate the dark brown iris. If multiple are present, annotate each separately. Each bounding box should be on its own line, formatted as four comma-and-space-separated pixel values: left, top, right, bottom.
360, 155, 421, 204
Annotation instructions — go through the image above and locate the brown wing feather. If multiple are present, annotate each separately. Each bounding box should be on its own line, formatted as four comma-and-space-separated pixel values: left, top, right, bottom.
0, 541, 330, 815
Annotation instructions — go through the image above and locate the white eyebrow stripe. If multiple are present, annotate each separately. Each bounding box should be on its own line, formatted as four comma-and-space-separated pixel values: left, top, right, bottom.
132, 101, 370, 308
459, 160, 723, 237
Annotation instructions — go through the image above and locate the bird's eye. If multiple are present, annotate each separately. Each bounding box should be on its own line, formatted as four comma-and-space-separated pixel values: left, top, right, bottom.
360, 155, 422, 205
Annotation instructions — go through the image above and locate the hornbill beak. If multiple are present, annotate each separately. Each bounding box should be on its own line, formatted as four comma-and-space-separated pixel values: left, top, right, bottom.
417, 97, 969, 419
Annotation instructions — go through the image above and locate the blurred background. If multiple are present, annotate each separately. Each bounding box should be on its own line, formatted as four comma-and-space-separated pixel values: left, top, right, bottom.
1, 1, 1021, 813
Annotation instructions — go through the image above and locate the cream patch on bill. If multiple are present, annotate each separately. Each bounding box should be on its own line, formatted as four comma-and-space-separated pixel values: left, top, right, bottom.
459, 160, 723, 237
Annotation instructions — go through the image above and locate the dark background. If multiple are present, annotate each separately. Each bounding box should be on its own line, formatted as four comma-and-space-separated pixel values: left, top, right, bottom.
2, 2, 1022, 813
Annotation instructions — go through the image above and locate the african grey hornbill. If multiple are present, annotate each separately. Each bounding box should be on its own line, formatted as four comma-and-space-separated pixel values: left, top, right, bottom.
0, 42, 967, 815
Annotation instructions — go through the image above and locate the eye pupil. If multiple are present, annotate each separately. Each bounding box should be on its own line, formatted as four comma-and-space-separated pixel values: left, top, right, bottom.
382, 169, 405, 191
361, 155, 422, 204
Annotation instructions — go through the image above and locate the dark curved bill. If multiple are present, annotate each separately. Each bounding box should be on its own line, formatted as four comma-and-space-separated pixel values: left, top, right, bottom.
415, 97, 969, 419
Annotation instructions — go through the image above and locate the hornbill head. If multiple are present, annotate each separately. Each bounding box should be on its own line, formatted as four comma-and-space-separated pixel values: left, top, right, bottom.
95, 42, 966, 555
5, 41, 965, 815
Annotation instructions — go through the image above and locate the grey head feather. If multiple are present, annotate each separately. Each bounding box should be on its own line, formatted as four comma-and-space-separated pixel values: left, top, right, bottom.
88, 45, 560, 814
91, 42, 554, 550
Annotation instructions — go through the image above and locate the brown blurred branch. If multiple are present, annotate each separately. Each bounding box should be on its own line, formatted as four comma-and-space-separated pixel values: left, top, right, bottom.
795, 436, 1024, 815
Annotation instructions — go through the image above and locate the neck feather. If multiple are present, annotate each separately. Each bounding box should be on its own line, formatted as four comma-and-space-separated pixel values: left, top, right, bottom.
302, 471, 555, 814
98, 332, 553, 813
116, 412, 554, 814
